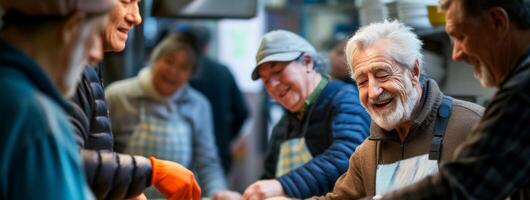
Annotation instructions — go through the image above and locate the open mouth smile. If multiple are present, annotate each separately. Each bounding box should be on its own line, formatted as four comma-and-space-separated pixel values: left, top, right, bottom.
372, 98, 393, 111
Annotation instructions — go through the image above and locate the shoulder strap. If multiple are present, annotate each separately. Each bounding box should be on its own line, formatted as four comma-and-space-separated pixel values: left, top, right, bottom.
429, 95, 454, 161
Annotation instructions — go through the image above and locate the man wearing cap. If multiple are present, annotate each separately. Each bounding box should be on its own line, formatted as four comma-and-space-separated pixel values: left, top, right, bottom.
242, 30, 371, 200
0, 0, 111, 199
67, 0, 201, 199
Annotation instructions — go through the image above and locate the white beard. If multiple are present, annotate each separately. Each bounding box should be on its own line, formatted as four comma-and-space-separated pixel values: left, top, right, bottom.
365, 74, 419, 131
63, 22, 91, 98
474, 64, 496, 87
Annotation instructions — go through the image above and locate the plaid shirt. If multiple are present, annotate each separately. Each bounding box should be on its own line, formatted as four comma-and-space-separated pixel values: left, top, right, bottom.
380, 50, 530, 200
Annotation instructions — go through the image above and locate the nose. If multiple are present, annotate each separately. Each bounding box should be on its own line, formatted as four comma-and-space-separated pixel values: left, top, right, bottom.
126, 3, 142, 26
451, 41, 465, 61
367, 78, 383, 100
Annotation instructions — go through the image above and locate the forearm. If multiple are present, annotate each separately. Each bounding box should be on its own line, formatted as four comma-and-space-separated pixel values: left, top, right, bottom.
81, 149, 152, 199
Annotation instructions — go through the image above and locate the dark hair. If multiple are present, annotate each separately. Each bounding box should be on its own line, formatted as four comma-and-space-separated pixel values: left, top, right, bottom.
175, 25, 211, 56
449, 0, 530, 29
150, 33, 197, 67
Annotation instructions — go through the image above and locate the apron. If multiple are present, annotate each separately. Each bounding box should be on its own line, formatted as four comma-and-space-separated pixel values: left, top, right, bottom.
125, 100, 193, 167
375, 154, 438, 195
126, 100, 193, 198
275, 104, 316, 177
276, 137, 313, 177
375, 95, 454, 195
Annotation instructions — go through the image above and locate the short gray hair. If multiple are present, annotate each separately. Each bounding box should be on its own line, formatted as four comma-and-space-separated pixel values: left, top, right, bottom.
149, 33, 196, 66
293, 52, 326, 74
345, 20, 423, 77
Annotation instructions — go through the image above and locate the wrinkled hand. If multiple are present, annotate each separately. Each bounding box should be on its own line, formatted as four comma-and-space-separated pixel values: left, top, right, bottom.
149, 157, 201, 200
125, 193, 147, 200
242, 179, 284, 200
212, 190, 242, 200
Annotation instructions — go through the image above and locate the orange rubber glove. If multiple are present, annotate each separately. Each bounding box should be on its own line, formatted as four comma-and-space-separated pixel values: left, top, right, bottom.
149, 157, 201, 200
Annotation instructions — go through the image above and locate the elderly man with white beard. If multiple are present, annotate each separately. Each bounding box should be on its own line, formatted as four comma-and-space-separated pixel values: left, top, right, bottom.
311, 20, 484, 200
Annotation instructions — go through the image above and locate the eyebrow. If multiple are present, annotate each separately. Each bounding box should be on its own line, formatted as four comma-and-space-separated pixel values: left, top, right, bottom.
372, 65, 393, 72
353, 64, 393, 78
270, 62, 282, 69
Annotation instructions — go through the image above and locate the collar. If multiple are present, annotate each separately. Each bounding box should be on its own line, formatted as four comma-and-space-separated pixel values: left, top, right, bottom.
369, 79, 443, 142
295, 75, 329, 120
0, 38, 72, 112
137, 67, 188, 103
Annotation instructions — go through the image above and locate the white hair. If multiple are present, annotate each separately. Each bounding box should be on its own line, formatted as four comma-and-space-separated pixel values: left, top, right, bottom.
345, 20, 423, 77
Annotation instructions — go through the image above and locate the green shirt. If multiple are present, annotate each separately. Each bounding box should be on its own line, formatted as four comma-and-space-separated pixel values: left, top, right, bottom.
296, 75, 329, 120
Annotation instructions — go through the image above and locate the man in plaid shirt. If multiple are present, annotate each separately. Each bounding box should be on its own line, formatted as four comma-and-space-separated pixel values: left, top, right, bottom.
378, 0, 530, 199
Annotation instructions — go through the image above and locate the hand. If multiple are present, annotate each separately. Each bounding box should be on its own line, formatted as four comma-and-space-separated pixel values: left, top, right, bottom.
212, 190, 242, 200
125, 193, 147, 200
149, 157, 201, 200
242, 179, 284, 200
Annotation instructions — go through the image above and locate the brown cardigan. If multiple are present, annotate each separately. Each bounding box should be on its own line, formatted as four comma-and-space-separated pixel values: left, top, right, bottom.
313, 79, 484, 200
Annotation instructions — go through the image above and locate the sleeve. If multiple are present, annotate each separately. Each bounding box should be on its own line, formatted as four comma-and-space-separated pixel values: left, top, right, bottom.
312, 142, 370, 200
69, 73, 154, 199
381, 86, 530, 200
277, 85, 371, 198
6, 103, 94, 200
68, 73, 92, 148
81, 150, 153, 199
228, 72, 249, 139
191, 96, 228, 196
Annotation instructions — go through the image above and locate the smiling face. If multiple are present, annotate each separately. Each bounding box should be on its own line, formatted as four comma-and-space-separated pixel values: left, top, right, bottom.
258, 57, 313, 112
351, 39, 421, 130
445, 0, 499, 87
104, 0, 142, 52
151, 49, 194, 97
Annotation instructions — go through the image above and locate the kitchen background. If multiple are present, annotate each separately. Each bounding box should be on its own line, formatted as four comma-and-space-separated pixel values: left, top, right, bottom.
0, 0, 496, 192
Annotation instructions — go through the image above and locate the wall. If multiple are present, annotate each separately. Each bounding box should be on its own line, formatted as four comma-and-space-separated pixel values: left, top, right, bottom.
442, 60, 497, 106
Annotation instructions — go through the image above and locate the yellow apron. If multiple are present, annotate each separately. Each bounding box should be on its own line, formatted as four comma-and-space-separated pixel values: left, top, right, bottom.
275, 137, 313, 177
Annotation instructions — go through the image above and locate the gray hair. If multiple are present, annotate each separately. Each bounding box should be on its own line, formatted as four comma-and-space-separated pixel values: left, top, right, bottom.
345, 20, 423, 77
440, 0, 530, 29
149, 33, 196, 66
293, 52, 326, 74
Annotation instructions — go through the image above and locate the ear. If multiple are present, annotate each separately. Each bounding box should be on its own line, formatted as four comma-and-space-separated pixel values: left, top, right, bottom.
486, 7, 510, 38
58, 12, 86, 46
410, 59, 421, 85
302, 53, 314, 73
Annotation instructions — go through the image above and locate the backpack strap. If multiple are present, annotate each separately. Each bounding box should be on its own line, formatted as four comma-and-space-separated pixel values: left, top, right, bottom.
429, 95, 454, 161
